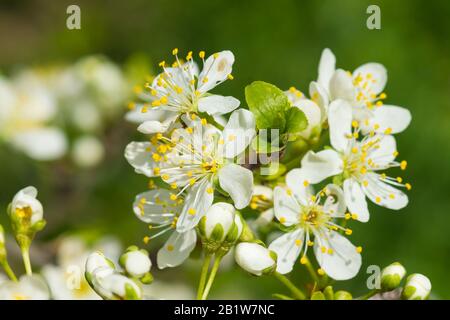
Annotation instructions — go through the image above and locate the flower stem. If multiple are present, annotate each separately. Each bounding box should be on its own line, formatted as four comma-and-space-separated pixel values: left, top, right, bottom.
196, 254, 212, 300
357, 289, 379, 300
304, 259, 320, 284
21, 247, 32, 276
1, 261, 18, 282
201, 255, 222, 300
274, 272, 306, 300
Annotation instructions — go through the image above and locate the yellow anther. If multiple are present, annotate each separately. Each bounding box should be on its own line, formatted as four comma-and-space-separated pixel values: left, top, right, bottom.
345, 213, 351, 220
170, 194, 178, 201
307, 241, 314, 247
351, 147, 358, 154
317, 268, 325, 276
375, 196, 381, 203
295, 239, 302, 247
227, 134, 236, 141
170, 183, 177, 189
396, 177, 403, 183
356, 246, 363, 253
327, 248, 334, 254
186, 51, 193, 60
201, 118, 207, 125
351, 213, 358, 220
161, 174, 170, 181
405, 183, 412, 191
352, 120, 359, 128
189, 178, 196, 186
213, 53, 219, 59
206, 187, 214, 194
279, 217, 286, 224
159, 61, 166, 67
400, 160, 407, 170
379, 92, 387, 99
202, 77, 209, 83
186, 127, 193, 134
167, 244, 174, 251
300, 256, 308, 265
384, 127, 393, 135
218, 139, 224, 145
363, 180, 369, 187
227, 74, 234, 80
321, 246, 327, 253
153, 167, 160, 175
286, 188, 292, 196
127, 102, 136, 110
199, 51, 205, 59
172, 48, 178, 55
345, 229, 353, 235
152, 153, 161, 162
303, 180, 309, 187
143, 236, 150, 244
188, 208, 196, 215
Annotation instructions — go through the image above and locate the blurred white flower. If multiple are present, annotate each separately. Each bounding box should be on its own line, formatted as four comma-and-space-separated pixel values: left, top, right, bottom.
71, 136, 105, 168
0, 275, 50, 300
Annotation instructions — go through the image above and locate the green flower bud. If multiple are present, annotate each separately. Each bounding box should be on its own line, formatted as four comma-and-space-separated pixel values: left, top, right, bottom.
311, 291, 326, 300
334, 290, 353, 300
119, 247, 152, 278
380, 262, 406, 291
402, 274, 431, 300
323, 286, 334, 300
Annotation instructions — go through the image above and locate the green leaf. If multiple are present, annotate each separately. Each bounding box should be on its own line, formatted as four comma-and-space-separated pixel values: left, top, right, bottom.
245, 81, 290, 131
285, 107, 308, 135
251, 135, 282, 154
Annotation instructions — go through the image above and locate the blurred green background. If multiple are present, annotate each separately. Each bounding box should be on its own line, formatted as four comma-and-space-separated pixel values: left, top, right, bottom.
0, 0, 449, 298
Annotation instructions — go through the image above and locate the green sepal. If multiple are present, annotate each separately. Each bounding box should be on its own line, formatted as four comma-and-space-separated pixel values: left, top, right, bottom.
140, 272, 153, 284
124, 282, 141, 300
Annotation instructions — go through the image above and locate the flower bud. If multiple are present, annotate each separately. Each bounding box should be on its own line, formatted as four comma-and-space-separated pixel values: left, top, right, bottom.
85, 251, 115, 276
334, 290, 353, 300
90, 267, 142, 300
311, 291, 326, 300
7, 187, 46, 249
402, 273, 431, 300
380, 262, 406, 291
120, 247, 152, 279
234, 242, 276, 276
199, 203, 243, 253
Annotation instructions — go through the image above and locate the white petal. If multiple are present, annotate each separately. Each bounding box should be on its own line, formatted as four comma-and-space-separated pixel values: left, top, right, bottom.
125, 107, 175, 124
323, 184, 346, 217
124, 141, 158, 177
197, 95, 240, 116
367, 135, 397, 168
273, 186, 301, 226
364, 105, 411, 134
137, 113, 178, 134
252, 185, 273, 201
314, 230, 361, 280
343, 178, 370, 222
309, 81, 329, 122
176, 178, 214, 232
223, 109, 256, 158
269, 229, 304, 274
329, 69, 356, 102
328, 99, 352, 152
317, 48, 336, 91
218, 164, 253, 209
363, 173, 408, 210
291, 100, 321, 138
133, 189, 179, 224
353, 63, 387, 95
235, 242, 275, 276
12, 128, 67, 161
198, 50, 234, 93
285, 169, 310, 203
300, 150, 343, 184
157, 230, 197, 269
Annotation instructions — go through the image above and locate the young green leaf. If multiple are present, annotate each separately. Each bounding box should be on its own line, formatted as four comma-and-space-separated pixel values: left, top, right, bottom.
285, 107, 308, 134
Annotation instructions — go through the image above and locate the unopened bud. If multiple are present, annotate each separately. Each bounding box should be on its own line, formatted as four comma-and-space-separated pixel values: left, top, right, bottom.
381, 262, 406, 291
120, 247, 152, 279
234, 242, 276, 276
402, 274, 431, 300
334, 290, 353, 300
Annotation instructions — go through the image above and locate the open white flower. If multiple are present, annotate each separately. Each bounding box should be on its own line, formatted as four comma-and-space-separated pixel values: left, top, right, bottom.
268, 171, 361, 280
0, 275, 50, 300
315, 48, 411, 131
298, 99, 410, 222
133, 189, 197, 269
126, 49, 239, 134
126, 109, 256, 232
9, 186, 44, 227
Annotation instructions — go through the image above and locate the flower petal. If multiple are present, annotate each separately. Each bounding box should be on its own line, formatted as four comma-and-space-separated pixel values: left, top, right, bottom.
314, 230, 361, 281
291, 100, 321, 138
133, 189, 179, 224
218, 164, 253, 209
343, 178, 370, 222
285, 169, 310, 203
328, 99, 352, 152
198, 50, 234, 93
323, 184, 346, 218
329, 69, 356, 102
317, 48, 336, 92
353, 63, 387, 95
197, 95, 240, 116
176, 178, 214, 232
269, 229, 304, 274
309, 81, 329, 122
223, 109, 256, 158
363, 105, 411, 135
137, 113, 179, 134
157, 230, 197, 269
363, 173, 408, 210
273, 186, 301, 226
124, 141, 158, 177
367, 134, 397, 168
300, 150, 343, 184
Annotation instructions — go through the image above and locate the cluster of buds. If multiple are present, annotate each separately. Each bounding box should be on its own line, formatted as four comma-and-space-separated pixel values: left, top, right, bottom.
85, 251, 143, 300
